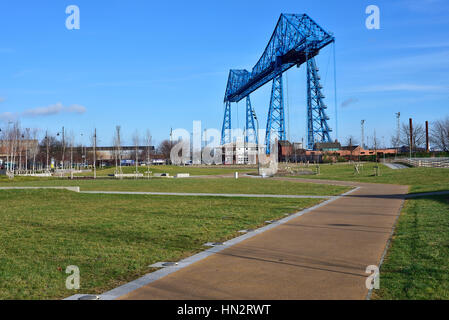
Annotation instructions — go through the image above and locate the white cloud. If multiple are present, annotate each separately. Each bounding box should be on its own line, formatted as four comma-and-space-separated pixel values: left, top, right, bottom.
354, 84, 449, 93
361, 51, 449, 72
341, 98, 359, 108
0, 102, 86, 122
21, 102, 86, 117
401, 0, 449, 13
398, 42, 449, 49
0, 112, 15, 122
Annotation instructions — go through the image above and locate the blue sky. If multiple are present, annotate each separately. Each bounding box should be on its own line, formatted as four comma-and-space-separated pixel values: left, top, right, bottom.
0, 0, 448, 147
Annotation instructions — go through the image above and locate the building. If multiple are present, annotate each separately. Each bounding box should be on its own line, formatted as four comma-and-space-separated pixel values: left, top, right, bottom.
278, 140, 293, 162
221, 142, 259, 165
313, 142, 342, 152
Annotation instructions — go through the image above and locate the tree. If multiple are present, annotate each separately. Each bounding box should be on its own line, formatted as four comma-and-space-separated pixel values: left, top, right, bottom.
145, 129, 152, 165
158, 140, 172, 161
132, 130, 140, 174
114, 126, 122, 175
400, 122, 425, 149
431, 117, 449, 151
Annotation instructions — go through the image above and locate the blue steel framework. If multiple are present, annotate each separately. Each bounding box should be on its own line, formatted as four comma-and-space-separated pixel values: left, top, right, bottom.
245, 96, 258, 145
222, 13, 334, 152
306, 57, 331, 149
265, 75, 286, 154
221, 101, 231, 144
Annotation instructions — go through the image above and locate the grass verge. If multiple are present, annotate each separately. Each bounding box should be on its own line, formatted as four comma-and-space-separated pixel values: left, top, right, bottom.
0, 189, 322, 299
372, 196, 449, 299
289, 162, 449, 194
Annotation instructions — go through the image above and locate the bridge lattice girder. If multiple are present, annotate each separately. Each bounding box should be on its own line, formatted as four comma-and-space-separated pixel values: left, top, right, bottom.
224, 13, 334, 103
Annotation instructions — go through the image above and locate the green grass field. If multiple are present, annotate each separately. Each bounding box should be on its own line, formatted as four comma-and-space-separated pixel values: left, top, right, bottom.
373, 195, 449, 299
0, 189, 322, 300
0, 176, 350, 196
74, 165, 256, 177
291, 162, 449, 194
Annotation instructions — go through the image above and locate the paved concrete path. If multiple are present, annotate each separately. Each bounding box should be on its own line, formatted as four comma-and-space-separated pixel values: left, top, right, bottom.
81, 190, 334, 199
383, 163, 409, 170
116, 178, 408, 300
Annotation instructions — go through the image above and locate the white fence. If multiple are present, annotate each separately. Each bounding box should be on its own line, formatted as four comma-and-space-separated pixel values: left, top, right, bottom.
395, 157, 449, 168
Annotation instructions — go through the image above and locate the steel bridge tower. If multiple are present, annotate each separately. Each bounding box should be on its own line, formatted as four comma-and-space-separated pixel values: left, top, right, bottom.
222, 13, 335, 154
306, 57, 332, 149
265, 75, 286, 154
245, 96, 258, 145
221, 101, 231, 145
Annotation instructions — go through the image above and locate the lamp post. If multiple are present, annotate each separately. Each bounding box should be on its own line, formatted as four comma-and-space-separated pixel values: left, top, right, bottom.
56, 126, 65, 170
6, 121, 13, 172
25, 128, 30, 173
251, 108, 260, 176
0, 127, 5, 172
45, 131, 49, 171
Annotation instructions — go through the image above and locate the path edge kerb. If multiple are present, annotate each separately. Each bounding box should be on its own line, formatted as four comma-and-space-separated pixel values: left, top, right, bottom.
64, 186, 361, 300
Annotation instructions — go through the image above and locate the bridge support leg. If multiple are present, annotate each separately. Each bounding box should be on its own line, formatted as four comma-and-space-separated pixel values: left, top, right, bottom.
265, 74, 286, 154
307, 57, 332, 150
245, 95, 258, 164
221, 101, 232, 145
245, 96, 258, 145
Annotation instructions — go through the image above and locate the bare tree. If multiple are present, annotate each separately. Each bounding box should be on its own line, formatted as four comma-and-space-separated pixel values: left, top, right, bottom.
400, 122, 426, 149
145, 129, 152, 165
30, 128, 39, 173
431, 117, 449, 151
114, 126, 123, 175
91, 129, 97, 179
132, 130, 140, 174
158, 140, 172, 161
68, 131, 75, 179
390, 135, 400, 150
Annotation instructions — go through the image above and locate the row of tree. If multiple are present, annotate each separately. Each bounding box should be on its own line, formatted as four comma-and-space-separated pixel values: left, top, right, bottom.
0, 122, 174, 174
393, 117, 449, 151
344, 117, 449, 152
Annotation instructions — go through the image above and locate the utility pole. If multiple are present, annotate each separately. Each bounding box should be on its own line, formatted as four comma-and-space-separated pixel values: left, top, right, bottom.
425, 121, 430, 153
116, 126, 122, 176
374, 129, 378, 162
409, 118, 413, 160
70, 135, 74, 180
395, 112, 400, 158
62, 126, 65, 170
361, 120, 365, 150
251, 108, 260, 176
93, 128, 97, 179
46, 130, 49, 171
25, 128, 30, 173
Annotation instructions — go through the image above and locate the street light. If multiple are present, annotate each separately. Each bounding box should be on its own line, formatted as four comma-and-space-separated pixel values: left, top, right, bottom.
251, 108, 260, 176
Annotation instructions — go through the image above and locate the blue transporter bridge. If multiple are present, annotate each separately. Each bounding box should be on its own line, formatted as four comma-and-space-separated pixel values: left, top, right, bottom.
221, 13, 334, 153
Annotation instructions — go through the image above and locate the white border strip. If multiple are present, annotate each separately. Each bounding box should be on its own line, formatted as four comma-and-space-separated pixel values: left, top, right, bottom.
0, 186, 80, 192
81, 190, 333, 199
64, 186, 360, 300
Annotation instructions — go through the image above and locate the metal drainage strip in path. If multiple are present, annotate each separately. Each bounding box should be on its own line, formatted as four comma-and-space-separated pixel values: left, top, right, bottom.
203, 242, 226, 247
149, 262, 180, 268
